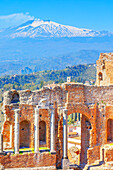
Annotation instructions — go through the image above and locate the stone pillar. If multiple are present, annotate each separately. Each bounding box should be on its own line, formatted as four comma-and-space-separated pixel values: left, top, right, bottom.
50, 104, 56, 153
62, 109, 69, 169
34, 106, 40, 153
63, 109, 68, 159
14, 109, 20, 154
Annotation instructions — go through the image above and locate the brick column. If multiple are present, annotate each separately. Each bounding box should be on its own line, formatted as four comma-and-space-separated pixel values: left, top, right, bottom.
14, 109, 20, 154
34, 106, 40, 153
63, 109, 68, 159
50, 104, 56, 153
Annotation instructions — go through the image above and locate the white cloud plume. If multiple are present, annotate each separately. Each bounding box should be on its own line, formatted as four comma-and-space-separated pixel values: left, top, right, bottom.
0, 13, 35, 28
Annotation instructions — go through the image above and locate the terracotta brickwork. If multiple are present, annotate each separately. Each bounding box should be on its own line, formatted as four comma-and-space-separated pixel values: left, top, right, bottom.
1, 53, 113, 169
87, 146, 100, 164
104, 146, 113, 162
0, 152, 56, 169
2, 104, 35, 149
2, 82, 113, 167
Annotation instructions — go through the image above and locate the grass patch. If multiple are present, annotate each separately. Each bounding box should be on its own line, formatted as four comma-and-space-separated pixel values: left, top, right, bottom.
107, 143, 113, 146
5, 147, 50, 155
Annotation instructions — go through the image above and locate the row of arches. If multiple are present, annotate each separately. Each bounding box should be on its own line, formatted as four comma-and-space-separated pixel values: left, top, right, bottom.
19, 118, 113, 148
20, 120, 46, 148
4, 120, 46, 148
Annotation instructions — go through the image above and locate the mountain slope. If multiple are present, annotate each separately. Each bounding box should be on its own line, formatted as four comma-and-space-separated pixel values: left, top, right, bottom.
2, 19, 112, 38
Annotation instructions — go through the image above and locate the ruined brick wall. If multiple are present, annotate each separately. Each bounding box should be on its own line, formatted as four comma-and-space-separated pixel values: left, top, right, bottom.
3, 52, 113, 168
104, 146, 113, 163
84, 85, 113, 105
2, 81, 113, 167
87, 145, 100, 164
3, 87, 66, 107
2, 86, 66, 148
0, 152, 56, 169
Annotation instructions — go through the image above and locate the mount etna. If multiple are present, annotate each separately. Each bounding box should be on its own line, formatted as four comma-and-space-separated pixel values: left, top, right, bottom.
0, 16, 113, 75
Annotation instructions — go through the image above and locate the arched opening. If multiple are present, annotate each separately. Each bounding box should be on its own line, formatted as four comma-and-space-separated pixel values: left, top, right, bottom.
3, 121, 10, 142
107, 119, 113, 142
102, 60, 105, 69
39, 121, 46, 145
3, 121, 12, 148
67, 113, 92, 166
11, 92, 19, 103
98, 72, 103, 81
20, 120, 30, 148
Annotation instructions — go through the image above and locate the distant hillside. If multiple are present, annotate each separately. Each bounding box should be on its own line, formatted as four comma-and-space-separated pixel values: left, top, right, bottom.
0, 63, 96, 94
0, 48, 99, 76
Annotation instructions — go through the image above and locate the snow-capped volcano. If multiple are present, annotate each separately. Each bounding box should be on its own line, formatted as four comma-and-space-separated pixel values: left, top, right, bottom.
9, 19, 112, 38
0, 16, 113, 76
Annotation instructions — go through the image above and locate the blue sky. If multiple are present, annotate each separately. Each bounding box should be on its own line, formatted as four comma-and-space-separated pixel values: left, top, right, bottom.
0, 0, 113, 32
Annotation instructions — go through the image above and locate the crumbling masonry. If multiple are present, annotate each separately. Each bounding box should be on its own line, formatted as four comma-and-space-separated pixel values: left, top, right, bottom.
0, 53, 113, 169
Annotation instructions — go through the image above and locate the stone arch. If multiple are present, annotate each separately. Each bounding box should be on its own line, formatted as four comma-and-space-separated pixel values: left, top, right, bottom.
20, 120, 30, 148
67, 104, 91, 121
107, 119, 113, 142
39, 121, 46, 145
11, 92, 19, 104
102, 60, 105, 69
67, 104, 92, 165
3, 121, 12, 148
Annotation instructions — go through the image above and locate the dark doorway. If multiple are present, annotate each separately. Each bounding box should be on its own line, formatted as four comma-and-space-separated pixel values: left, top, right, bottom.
39, 121, 46, 145
20, 120, 30, 148
107, 119, 113, 142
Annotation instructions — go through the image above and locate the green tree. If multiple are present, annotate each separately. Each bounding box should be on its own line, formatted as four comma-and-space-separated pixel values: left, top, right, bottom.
39, 81, 44, 89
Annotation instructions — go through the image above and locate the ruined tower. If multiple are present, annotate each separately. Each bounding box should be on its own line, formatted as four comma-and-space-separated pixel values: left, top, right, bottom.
96, 53, 113, 86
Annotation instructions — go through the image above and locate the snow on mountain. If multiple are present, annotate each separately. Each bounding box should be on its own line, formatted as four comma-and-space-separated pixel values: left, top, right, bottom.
3, 19, 113, 38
